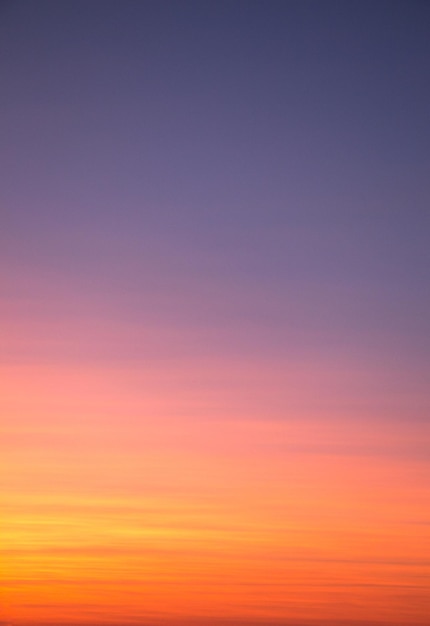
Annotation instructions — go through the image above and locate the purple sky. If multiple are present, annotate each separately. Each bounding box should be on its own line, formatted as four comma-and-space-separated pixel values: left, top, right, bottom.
1, 3, 430, 624
2, 1, 429, 364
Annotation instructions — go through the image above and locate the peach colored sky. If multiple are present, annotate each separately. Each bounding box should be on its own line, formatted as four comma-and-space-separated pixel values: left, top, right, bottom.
2, 2, 430, 624
2, 266, 429, 624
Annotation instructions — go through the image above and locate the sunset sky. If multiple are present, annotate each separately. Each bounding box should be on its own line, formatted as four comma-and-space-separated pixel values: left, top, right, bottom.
1, 1, 429, 625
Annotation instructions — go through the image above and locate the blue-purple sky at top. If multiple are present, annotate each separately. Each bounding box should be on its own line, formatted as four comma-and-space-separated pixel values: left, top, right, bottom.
1, 0, 429, 377
2, 6, 430, 625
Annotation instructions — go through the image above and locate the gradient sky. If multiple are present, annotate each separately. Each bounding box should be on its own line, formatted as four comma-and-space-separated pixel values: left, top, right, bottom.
1, 1, 430, 625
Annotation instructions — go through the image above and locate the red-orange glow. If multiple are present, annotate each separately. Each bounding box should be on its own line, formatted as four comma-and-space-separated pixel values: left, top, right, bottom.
2, 353, 429, 625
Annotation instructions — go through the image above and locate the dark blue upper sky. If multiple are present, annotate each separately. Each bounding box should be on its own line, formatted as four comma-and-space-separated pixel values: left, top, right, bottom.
2, 6, 430, 625
1, 0, 429, 371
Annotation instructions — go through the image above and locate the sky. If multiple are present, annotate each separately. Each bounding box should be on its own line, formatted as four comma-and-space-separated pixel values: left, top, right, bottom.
1, 1, 429, 624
